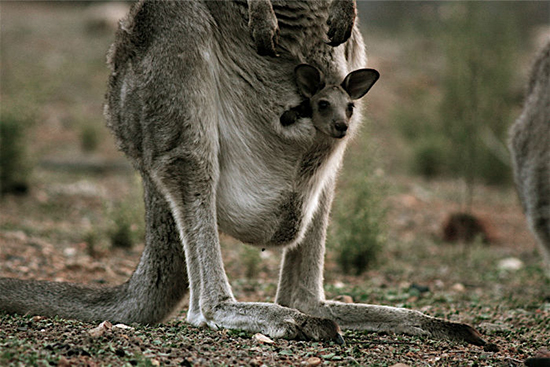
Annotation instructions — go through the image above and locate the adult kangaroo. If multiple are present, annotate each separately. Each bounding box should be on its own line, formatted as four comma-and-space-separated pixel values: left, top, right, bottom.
0, 0, 484, 345
510, 39, 550, 278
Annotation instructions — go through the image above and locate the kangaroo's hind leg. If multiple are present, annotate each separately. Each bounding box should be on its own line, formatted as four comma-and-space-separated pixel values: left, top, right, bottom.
275, 180, 486, 346
126, 172, 190, 324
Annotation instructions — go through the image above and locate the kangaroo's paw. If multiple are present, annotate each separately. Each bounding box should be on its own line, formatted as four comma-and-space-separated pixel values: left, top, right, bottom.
326, 0, 356, 47
248, 8, 280, 56
306, 301, 486, 346
202, 302, 343, 343
423, 317, 486, 346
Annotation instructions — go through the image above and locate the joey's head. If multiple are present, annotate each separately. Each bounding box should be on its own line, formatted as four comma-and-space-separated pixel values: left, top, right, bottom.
295, 64, 379, 139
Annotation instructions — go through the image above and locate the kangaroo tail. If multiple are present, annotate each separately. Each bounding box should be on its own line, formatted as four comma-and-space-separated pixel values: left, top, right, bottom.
0, 174, 188, 324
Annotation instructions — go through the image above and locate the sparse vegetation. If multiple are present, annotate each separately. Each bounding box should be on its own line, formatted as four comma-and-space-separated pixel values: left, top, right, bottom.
83, 230, 100, 257
80, 123, 101, 153
0, 113, 32, 196
109, 193, 145, 249
110, 209, 134, 249
241, 244, 262, 279
330, 138, 387, 275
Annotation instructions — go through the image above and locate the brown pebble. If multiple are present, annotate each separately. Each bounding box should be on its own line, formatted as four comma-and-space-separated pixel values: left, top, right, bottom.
306, 357, 322, 366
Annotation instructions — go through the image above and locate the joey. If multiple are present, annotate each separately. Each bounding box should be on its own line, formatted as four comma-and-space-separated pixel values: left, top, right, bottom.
281, 64, 379, 139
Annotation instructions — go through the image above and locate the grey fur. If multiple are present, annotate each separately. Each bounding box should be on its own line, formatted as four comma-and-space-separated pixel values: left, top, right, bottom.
0, 1, 484, 345
509, 39, 550, 278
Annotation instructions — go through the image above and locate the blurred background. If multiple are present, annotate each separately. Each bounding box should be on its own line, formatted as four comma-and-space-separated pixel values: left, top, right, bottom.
1, 1, 549, 310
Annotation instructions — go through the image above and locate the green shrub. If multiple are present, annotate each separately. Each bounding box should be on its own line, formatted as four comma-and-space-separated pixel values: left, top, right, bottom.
241, 244, 262, 279
83, 230, 100, 257
0, 114, 32, 196
410, 137, 449, 179
110, 215, 133, 249
80, 123, 101, 153
109, 185, 145, 249
329, 148, 386, 275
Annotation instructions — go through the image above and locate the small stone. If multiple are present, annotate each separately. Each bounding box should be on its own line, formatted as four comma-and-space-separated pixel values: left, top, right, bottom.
253, 333, 274, 344
306, 357, 322, 366
498, 257, 524, 271
87, 320, 112, 338
63, 247, 77, 257
451, 283, 466, 292
113, 323, 135, 331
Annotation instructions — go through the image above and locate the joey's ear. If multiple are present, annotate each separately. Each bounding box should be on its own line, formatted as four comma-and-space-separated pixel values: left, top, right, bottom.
294, 64, 324, 98
341, 68, 380, 100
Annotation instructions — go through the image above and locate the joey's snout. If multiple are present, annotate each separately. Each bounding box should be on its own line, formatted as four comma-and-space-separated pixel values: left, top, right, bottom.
313, 113, 351, 139
331, 121, 348, 139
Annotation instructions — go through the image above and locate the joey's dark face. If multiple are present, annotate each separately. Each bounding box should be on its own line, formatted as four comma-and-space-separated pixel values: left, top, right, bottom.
310, 86, 355, 139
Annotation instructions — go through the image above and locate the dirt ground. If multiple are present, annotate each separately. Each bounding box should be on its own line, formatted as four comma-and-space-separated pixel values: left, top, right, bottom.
1, 3, 549, 366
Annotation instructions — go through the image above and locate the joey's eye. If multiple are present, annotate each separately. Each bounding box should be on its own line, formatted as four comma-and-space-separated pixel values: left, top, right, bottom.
346, 102, 354, 117
318, 100, 330, 110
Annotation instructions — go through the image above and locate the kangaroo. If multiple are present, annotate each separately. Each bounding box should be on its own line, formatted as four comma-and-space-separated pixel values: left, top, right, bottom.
280, 64, 379, 139
509, 39, 550, 278
0, 0, 485, 345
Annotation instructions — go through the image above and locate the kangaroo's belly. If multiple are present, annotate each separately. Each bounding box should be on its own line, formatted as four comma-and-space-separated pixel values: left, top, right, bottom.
214, 118, 309, 247
216, 173, 304, 247
214, 110, 346, 247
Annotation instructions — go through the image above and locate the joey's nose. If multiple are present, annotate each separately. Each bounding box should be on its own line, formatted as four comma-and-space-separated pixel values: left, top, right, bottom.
334, 122, 348, 133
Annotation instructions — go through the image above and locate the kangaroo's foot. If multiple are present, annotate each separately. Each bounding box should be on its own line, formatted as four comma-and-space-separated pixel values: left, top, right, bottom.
301, 301, 485, 346
190, 301, 343, 343
326, 0, 356, 47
